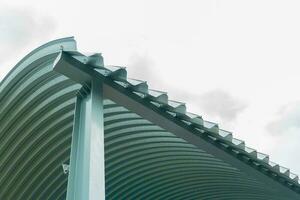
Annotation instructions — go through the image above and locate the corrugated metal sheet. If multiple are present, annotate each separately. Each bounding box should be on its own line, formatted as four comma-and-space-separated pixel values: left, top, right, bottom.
0, 37, 299, 199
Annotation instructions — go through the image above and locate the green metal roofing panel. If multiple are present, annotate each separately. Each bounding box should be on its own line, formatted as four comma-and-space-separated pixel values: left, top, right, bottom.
0, 37, 300, 199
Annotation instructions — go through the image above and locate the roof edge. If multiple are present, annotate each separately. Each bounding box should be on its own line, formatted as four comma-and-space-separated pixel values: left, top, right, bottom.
0, 36, 77, 90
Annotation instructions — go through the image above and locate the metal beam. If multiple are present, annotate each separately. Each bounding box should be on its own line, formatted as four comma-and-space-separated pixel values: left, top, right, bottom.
103, 81, 300, 200
53, 50, 299, 199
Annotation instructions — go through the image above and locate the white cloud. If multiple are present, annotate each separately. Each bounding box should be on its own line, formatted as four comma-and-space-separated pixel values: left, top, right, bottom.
0, 5, 55, 65
1, 7, 55, 57
267, 102, 300, 135
265, 102, 300, 174
127, 54, 247, 122
197, 89, 247, 122
127, 53, 155, 81
0, 0, 300, 175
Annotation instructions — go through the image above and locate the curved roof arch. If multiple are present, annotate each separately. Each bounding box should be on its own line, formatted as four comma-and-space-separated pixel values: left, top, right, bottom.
0, 37, 299, 199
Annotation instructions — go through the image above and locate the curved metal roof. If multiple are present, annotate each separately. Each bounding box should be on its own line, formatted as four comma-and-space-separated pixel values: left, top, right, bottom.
0, 37, 300, 199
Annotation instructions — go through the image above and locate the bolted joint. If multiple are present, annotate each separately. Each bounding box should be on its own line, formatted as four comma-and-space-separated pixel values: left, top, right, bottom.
62, 164, 70, 175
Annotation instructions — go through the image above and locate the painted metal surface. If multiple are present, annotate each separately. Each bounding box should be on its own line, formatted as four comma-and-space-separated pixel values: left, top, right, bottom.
66, 80, 105, 200
53, 46, 106, 199
0, 37, 300, 199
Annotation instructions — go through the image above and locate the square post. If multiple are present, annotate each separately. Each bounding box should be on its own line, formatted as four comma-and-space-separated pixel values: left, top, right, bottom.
53, 51, 106, 199
67, 78, 105, 200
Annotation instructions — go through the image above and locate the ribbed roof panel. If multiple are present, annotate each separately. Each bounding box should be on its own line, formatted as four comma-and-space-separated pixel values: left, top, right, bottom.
0, 37, 299, 199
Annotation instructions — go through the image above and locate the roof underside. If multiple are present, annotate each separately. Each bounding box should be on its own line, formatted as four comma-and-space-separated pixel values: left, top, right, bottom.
0, 37, 299, 200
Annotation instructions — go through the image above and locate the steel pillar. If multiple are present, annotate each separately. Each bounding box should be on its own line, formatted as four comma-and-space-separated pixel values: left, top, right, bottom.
53, 52, 105, 199
67, 79, 105, 200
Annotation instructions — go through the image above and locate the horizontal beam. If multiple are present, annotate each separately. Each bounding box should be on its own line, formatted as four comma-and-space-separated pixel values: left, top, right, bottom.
103, 80, 300, 199
52, 49, 299, 198
53, 51, 97, 84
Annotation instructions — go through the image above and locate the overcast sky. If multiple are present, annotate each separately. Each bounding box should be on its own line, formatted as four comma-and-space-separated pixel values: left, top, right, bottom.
1, 0, 300, 175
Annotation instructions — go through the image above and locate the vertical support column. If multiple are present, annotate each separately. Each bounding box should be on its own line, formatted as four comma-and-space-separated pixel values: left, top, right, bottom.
66, 79, 105, 200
